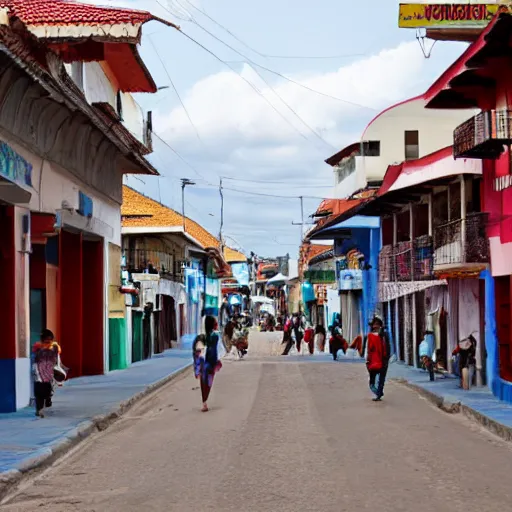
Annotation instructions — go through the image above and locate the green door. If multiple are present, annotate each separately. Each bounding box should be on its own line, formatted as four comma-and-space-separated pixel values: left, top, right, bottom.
132, 311, 144, 363
109, 318, 127, 371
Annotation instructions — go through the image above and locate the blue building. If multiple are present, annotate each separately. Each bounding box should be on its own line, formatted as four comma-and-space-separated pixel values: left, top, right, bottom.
308, 213, 380, 342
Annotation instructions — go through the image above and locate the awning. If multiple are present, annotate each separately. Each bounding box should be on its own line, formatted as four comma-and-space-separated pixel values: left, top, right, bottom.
379, 280, 447, 302
308, 215, 380, 241
379, 146, 482, 196
424, 10, 509, 109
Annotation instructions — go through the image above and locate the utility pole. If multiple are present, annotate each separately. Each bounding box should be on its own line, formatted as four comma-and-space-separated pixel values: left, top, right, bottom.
181, 178, 195, 231
292, 196, 305, 244
219, 177, 224, 251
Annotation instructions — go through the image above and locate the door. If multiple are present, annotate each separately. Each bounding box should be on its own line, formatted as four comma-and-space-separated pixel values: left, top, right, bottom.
30, 290, 46, 350
132, 311, 143, 363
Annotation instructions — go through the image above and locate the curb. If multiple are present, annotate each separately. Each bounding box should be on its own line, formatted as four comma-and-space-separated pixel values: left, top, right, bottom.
392, 377, 512, 442
0, 362, 192, 502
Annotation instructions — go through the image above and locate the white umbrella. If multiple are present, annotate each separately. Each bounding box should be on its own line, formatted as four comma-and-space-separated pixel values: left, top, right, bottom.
252, 295, 274, 304
266, 273, 288, 286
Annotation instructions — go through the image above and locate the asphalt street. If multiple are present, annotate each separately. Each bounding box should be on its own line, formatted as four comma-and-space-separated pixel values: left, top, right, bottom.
2, 331, 512, 512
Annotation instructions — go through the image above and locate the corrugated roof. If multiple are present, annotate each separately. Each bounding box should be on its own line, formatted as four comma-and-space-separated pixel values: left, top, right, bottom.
0, 0, 153, 26
122, 186, 246, 262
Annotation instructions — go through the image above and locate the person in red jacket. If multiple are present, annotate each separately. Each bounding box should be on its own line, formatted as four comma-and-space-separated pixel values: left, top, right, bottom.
366, 317, 390, 402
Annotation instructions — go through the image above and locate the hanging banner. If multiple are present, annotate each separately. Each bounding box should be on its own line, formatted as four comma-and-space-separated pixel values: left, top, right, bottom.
398, 3, 506, 29
231, 262, 250, 286
338, 269, 363, 291
304, 270, 336, 284
0, 141, 33, 187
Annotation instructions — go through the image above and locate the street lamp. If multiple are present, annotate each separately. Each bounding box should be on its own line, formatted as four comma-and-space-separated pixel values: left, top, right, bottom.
181, 178, 195, 231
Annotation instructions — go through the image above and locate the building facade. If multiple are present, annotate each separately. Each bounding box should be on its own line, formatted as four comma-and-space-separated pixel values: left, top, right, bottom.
0, 0, 163, 412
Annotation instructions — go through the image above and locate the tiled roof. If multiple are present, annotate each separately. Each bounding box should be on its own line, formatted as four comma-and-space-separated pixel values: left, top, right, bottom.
224, 246, 246, 263
122, 186, 246, 262
0, 0, 153, 26
306, 244, 332, 263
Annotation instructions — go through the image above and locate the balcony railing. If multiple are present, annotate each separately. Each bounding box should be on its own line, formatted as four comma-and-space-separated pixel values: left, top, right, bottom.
123, 249, 184, 282
434, 213, 489, 267
379, 236, 434, 282
454, 109, 512, 159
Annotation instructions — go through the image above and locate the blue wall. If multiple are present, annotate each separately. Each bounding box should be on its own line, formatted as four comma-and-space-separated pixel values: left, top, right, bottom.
334, 223, 380, 337
0, 359, 16, 413
481, 269, 512, 403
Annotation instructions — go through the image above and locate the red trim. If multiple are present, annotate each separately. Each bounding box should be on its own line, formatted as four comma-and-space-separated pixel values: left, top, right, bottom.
424, 13, 503, 108
325, 142, 360, 166
379, 146, 453, 196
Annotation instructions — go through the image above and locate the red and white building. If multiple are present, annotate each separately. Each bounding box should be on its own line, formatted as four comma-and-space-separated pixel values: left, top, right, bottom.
0, 0, 174, 412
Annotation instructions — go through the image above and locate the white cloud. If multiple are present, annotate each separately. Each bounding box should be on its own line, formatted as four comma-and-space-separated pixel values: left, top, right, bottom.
137, 40, 458, 256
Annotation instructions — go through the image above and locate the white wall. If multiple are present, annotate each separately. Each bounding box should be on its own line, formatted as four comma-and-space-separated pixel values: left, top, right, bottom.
0, 131, 122, 245
334, 97, 477, 198
64, 62, 147, 145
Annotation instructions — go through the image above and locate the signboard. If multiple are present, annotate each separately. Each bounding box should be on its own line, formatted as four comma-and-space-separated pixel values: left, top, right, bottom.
0, 141, 32, 187
304, 270, 336, 284
338, 269, 363, 291
398, 3, 505, 29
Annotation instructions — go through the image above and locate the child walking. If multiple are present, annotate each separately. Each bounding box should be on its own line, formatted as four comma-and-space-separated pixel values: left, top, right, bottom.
32, 329, 61, 417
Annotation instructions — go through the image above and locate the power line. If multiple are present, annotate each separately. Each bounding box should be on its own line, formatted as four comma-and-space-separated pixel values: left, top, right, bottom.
180, 0, 366, 61
147, 35, 203, 144
189, 21, 377, 112
154, 1, 372, 148
197, 183, 331, 200
176, 31, 314, 145
222, 176, 332, 188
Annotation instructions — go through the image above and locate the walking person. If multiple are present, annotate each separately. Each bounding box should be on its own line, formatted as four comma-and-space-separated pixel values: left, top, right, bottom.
193, 316, 225, 412
281, 315, 294, 355
32, 329, 62, 418
365, 317, 391, 402
292, 314, 305, 354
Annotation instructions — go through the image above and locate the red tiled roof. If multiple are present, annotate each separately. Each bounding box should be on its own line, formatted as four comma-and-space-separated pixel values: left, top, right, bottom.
0, 0, 153, 26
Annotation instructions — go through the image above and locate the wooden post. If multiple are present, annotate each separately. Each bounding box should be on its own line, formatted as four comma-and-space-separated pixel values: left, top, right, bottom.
428, 194, 433, 237
461, 176, 467, 264
409, 204, 414, 281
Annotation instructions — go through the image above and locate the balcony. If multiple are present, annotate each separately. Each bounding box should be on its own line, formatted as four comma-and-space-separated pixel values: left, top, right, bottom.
434, 213, 489, 269
378, 236, 434, 282
454, 109, 512, 159
123, 249, 184, 283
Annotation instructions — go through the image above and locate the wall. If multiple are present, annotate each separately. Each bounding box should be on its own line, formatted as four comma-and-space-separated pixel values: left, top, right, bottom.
335, 97, 476, 198
83, 63, 145, 143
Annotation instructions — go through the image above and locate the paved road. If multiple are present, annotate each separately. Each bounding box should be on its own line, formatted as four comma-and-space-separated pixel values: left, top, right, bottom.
2, 332, 512, 511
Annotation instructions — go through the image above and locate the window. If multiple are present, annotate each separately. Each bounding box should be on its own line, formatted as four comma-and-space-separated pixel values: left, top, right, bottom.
361, 140, 380, 156
405, 130, 419, 160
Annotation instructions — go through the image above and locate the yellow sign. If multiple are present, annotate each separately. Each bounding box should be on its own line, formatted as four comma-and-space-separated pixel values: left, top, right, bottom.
398, 3, 506, 29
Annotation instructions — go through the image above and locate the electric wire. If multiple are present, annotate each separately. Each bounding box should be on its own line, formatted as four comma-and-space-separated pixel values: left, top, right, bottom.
179, 0, 367, 61
147, 35, 203, 144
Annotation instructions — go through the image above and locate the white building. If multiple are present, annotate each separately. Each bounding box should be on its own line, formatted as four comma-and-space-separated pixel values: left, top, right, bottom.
327, 96, 477, 199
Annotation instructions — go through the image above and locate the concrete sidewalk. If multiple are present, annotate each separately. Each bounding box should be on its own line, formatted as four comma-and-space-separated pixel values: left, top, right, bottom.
0, 349, 192, 495
389, 363, 512, 440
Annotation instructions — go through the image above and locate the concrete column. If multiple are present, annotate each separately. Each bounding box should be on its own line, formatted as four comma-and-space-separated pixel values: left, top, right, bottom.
461, 176, 467, 264
428, 194, 433, 237
412, 294, 418, 368
394, 299, 401, 361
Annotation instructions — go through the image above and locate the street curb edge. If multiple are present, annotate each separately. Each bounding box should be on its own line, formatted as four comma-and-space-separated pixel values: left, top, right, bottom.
392, 378, 512, 442
0, 362, 192, 502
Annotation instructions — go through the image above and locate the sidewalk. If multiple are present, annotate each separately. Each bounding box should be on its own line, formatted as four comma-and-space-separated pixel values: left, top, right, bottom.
388, 363, 512, 440
0, 349, 192, 496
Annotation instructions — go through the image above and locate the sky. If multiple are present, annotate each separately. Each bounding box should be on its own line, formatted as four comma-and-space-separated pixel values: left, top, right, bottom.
87, 0, 468, 258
